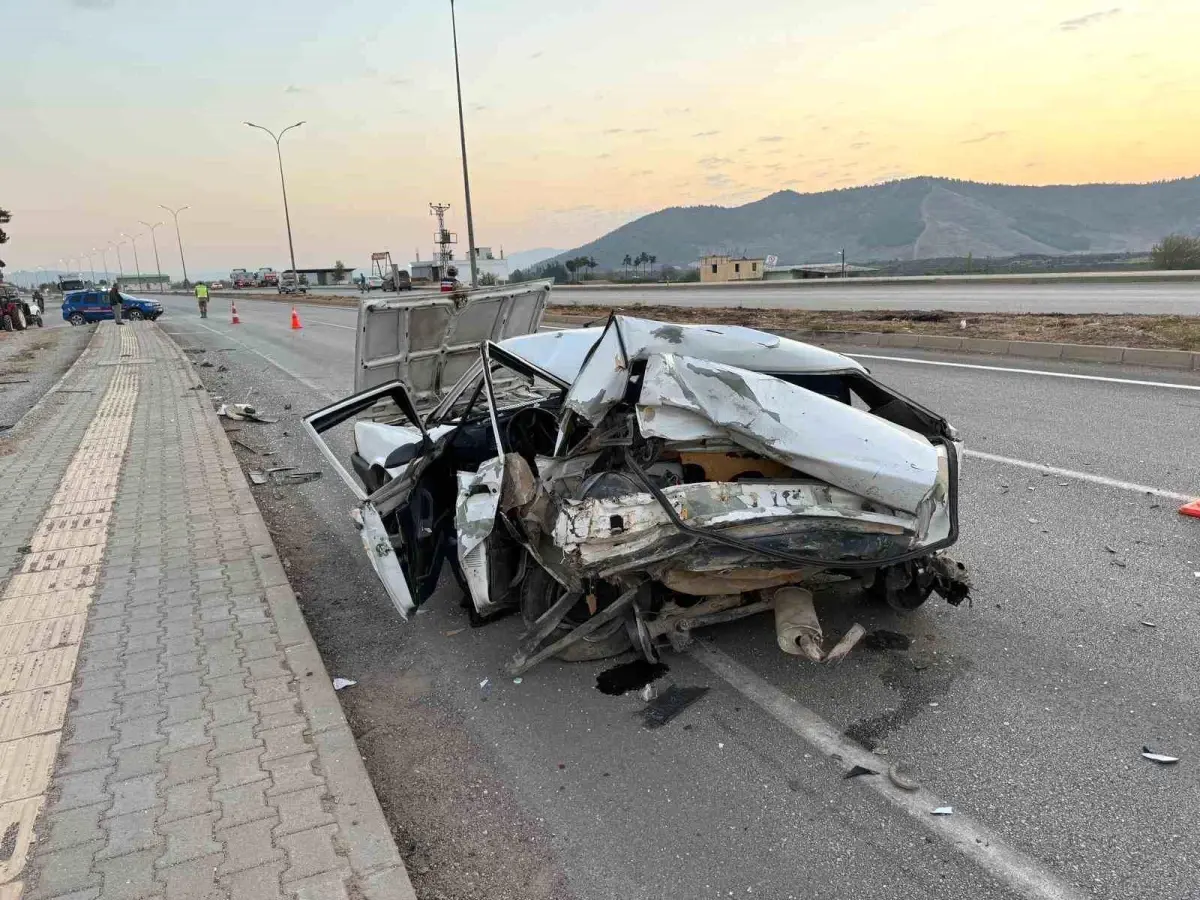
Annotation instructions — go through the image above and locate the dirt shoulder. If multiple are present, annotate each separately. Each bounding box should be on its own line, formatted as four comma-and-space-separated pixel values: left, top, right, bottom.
548, 304, 1200, 351
0, 325, 94, 434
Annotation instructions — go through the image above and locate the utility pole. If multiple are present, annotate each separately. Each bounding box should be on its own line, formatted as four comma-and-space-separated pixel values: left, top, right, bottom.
140, 221, 165, 291
122, 232, 143, 288
840, 248, 846, 278
159, 205, 190, 285
97, 247, 111, 283
245, 121, 304, 280
85, 251, 96, 283
449, 0, 478, 288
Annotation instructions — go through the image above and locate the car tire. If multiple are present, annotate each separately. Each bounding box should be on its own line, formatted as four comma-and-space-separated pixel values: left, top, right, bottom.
866, 562, 935, 613
68, 312, 86, 326
127, 309, 145, 320
34, 316, 44, 328
520, 565, 633, 662
1, 314, 11, 332
12, 307, 27, 331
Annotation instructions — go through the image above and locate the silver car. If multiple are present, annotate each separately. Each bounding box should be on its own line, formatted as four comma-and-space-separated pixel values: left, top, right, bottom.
305, 283, 969, 674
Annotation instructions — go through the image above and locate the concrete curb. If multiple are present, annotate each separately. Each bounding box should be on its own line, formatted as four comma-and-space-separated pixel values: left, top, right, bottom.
167, 326, 418, 900
544, 314, 1200, 372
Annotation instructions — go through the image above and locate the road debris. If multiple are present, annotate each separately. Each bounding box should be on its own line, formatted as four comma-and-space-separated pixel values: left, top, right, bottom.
1104, 545, 1118, 554
1140, 621, 1157, 627
263, 466, 322, 485
931, 807, 954, 816
512, 677, 523, 684
248, 471, 268, 485
217, 402, 278, 424
332, 678, 357, 691
888, 763, 920, 791
824, 624, 868, 664
596, 659, 670, 696
843, 765, 876, 780
642, 685, 709, 729
1141, 747, 1180, 764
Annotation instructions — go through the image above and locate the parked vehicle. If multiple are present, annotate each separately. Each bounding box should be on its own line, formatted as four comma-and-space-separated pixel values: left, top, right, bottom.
278, 271, 307, 295
383, 270, 412, 292
231, 269, 254, 289
61, 289, 164, 325
0, 282, 43, 331
365, 276, 384, 291
57, 275, 87, 293
210, 281, 226, 290
256, 267, 278, 287
305, 283, 970, 675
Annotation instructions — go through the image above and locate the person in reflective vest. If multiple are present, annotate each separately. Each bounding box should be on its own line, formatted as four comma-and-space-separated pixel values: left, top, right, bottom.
195, 282, 210, 318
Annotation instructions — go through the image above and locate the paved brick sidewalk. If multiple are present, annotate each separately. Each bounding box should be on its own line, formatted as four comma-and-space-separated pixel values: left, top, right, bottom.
0, 323, 415, 900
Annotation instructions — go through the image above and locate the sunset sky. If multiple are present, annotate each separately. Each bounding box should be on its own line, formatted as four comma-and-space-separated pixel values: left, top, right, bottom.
4, 0, 1199, 276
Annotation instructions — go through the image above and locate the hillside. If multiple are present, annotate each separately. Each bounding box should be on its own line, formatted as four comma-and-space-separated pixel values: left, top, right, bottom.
550, 176, 1200, 269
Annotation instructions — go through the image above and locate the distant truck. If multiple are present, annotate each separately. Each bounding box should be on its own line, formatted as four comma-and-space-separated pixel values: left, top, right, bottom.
58, 275, 87, 293
256, 267, 278, 287
230, 268, 253, 288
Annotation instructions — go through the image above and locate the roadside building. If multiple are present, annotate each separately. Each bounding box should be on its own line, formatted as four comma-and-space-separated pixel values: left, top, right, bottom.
409, 247, 510, 285
292, 266, 356, 286
763, 262, 877, 281
700, 254, 765, 283
117, 273, 172, 291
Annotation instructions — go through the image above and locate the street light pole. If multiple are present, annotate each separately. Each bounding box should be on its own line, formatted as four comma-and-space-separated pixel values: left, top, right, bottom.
85, 251, 96, 283
449, 0, 478, 289
139, 222, 165, 292
159, 205, 190, 285
97, 247, 110, 283
110, 242, 125, 280
122, 232, 143, 288
839, 248, 846, 278
244, 121, 304, 280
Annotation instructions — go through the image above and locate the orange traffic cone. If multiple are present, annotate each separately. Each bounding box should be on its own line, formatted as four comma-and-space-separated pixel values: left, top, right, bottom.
290, 307, 302, 330
231, 302, 240, 325
1180, 500, 1200, 519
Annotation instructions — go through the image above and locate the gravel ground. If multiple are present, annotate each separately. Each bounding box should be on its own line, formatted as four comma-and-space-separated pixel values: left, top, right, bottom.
0, 323, 93, 433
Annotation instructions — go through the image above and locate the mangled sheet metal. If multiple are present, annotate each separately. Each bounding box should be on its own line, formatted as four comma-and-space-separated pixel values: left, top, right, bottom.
635, 353, 940, 515
305, 292, 972, 677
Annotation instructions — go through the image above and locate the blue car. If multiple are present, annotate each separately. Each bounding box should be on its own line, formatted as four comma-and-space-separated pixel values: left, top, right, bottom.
62, 290, 164, 325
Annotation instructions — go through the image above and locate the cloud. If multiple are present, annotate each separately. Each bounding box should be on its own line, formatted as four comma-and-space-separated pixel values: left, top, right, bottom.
70, 0, 114, 7
706, 173, 733, 188
387, 77, 411, 86
1059, 7, 1120, 30
960, 130, 1008, 144
698, 156, 733, 168
693, 130, 721, 138
603, 128, 625, 135
530, 51, 544, 58
849, 141, 871, 150
632, 128, 657, 134
285, 85, 305, 94
470, 103, 488, 112
758, 135, 784, 143
597, 152, 612, 159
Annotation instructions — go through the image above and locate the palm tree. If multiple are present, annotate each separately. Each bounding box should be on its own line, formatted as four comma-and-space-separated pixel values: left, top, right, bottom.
623, 254, 632, 278
587, 257, 598, 279
565, 259, 578, 282
648, 255, 657, 278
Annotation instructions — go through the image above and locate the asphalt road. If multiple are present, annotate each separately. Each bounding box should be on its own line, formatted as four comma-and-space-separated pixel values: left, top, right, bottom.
157, 290, 1200, 900
556, 282, 1200, 315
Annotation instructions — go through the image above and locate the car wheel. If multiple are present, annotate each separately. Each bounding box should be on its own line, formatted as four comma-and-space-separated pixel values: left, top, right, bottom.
1, 314, 11, 332
520, 565, 632, 662
12, 307, 27, 331
867, 561, 935, 613
127, 309, 145, 320
34, 317, 44, 328
68, 312, 86, 326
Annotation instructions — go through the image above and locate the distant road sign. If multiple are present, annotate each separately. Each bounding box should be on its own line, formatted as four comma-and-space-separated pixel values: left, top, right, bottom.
765, 255, 779, 267
371, 252, 389, 261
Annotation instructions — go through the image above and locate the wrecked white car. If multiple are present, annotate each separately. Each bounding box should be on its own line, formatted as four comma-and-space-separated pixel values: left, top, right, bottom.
304, 282, 969, 674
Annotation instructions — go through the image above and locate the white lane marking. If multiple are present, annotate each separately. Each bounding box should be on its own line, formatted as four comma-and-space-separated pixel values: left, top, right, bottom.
851, 354, 1200, 391
964, 449, 1195, 502
308, 320, 355, 330
186, 321, 340, 403
690, 643, 1087, 900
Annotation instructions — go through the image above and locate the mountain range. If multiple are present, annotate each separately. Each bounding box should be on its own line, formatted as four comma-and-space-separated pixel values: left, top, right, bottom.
550, 176, 1200, 268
